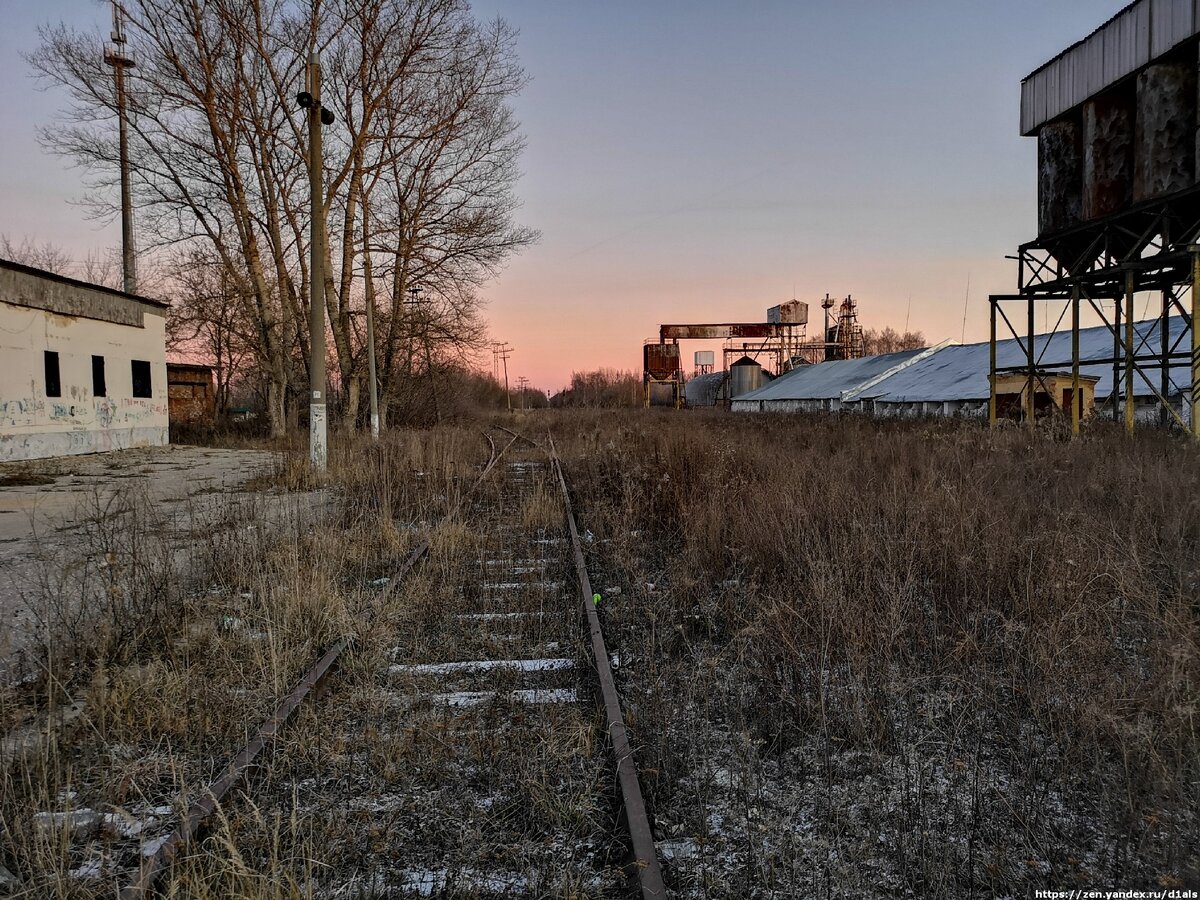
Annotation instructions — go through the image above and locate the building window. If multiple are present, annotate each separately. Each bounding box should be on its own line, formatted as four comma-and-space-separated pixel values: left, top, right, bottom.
44, 351, 61, 398
131, 360, 152, 398
92, 355, 107, 398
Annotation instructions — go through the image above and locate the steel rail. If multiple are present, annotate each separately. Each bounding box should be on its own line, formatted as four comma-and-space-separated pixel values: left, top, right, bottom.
548, 435, 667, 899
120, 428, 515, 898
119, 638, 349, 899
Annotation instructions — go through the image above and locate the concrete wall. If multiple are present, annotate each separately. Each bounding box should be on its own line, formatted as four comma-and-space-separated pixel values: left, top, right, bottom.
0, 298, 168, 461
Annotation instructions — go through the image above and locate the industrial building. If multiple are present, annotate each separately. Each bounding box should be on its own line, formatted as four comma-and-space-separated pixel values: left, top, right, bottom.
994, 0, 1200, 436
0, 258, 169, 461
733, 318, 1191, 423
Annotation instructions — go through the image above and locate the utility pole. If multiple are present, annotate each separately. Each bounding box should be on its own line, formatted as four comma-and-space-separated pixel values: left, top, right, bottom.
298, 55, 335, 470
517, 375, 529, 410
407, 286, 441, 424
496, 343, 513, 412
104, 1, 136, 295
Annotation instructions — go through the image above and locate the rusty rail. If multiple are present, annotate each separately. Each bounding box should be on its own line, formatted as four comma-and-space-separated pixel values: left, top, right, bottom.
549, 435, 666, 899
120, 428, 515, 898
119, 638, 349, 899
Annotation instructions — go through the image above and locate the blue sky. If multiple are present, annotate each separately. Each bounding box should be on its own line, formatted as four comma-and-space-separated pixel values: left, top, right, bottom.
1, 1, 1126, 389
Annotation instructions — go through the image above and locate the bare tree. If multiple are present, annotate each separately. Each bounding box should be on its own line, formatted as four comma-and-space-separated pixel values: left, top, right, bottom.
863, 327, 926, 356
31, 0, 536, 435
169, 250, 255, 416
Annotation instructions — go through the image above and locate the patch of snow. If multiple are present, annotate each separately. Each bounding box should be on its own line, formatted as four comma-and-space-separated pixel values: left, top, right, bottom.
658, 838, 700, 861
391, 657, 574, 676
430, 688, 578, 708
140, 834, 170, 857
481, 581, 563, 590
393, 867, 530, 895
67, 859, 103, 879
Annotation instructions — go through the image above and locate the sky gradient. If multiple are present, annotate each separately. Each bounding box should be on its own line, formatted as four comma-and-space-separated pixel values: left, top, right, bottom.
1, 1, 1127, 392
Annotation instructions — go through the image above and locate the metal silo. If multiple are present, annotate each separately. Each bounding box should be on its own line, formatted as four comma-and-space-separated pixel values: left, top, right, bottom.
729, 356, 764, 398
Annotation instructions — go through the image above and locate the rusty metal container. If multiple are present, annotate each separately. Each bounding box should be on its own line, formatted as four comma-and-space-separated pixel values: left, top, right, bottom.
643, 343, 680, 381
1083, 87, 1134, 220
1134, 59, 1196, 201
1039, 119, 1083, 235
767, 301, 809, 325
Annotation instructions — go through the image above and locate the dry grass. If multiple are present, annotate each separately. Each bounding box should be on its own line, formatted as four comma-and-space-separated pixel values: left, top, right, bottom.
550, 409, 1200, 895
3, 411, 1196, 897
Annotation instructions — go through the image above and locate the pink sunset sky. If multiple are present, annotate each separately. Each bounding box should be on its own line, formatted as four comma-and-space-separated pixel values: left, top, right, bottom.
1, 1, 1125, 393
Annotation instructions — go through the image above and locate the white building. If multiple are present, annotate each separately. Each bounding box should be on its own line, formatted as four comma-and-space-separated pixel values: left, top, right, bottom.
0, 259, 169, 461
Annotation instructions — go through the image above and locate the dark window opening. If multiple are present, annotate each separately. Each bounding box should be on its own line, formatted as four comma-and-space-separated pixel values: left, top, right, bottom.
131, 360, 152, 398
44, 351, 61, 398
92, 355, 107, 398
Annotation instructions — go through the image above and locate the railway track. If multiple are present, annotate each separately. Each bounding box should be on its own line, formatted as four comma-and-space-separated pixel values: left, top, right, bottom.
116, 424, 664, 897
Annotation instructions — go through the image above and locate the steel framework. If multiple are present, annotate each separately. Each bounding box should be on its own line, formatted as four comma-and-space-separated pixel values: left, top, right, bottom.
990, 189, 1200, 436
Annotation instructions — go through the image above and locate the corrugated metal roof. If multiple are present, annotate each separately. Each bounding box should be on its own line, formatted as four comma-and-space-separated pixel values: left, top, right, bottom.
735, 348, 930, 403
866, 316, 1190, 403
683, 371, 727, 406
1020, 0, 1197, 136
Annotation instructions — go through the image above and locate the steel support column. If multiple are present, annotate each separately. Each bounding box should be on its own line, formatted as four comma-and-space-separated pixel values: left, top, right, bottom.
1071, 286, 1081, 436
1026, 294, 1035, 431
989, 298, 997, 429
1193, 249, 1200, 436
1125, 271, 1135, 435
1161, 289, 1170, 428
1113, 295, 1122, 423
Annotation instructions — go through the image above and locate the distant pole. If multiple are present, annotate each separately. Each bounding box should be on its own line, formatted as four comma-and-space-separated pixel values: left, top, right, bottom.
105, 1, 136, 295
498, 344, 512, 412
300, 53, 335, 470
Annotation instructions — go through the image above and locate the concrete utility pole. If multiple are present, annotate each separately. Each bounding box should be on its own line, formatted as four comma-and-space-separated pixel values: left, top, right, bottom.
299, 54, 335, 470
104, 1, 136, 295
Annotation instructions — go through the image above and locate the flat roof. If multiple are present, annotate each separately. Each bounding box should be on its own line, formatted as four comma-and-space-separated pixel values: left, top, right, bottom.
0, 257, 169, 310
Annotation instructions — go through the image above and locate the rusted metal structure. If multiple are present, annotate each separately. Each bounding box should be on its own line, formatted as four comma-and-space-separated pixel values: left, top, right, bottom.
822, 295, 866, 361
166, 363, 216, 426
643, 341, 683, 408
992, 0, 1200, 436
647, 299, 871, 406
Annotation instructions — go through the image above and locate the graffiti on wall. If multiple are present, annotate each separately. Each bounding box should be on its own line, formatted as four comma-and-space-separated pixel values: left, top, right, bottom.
0, 399, 39, 427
